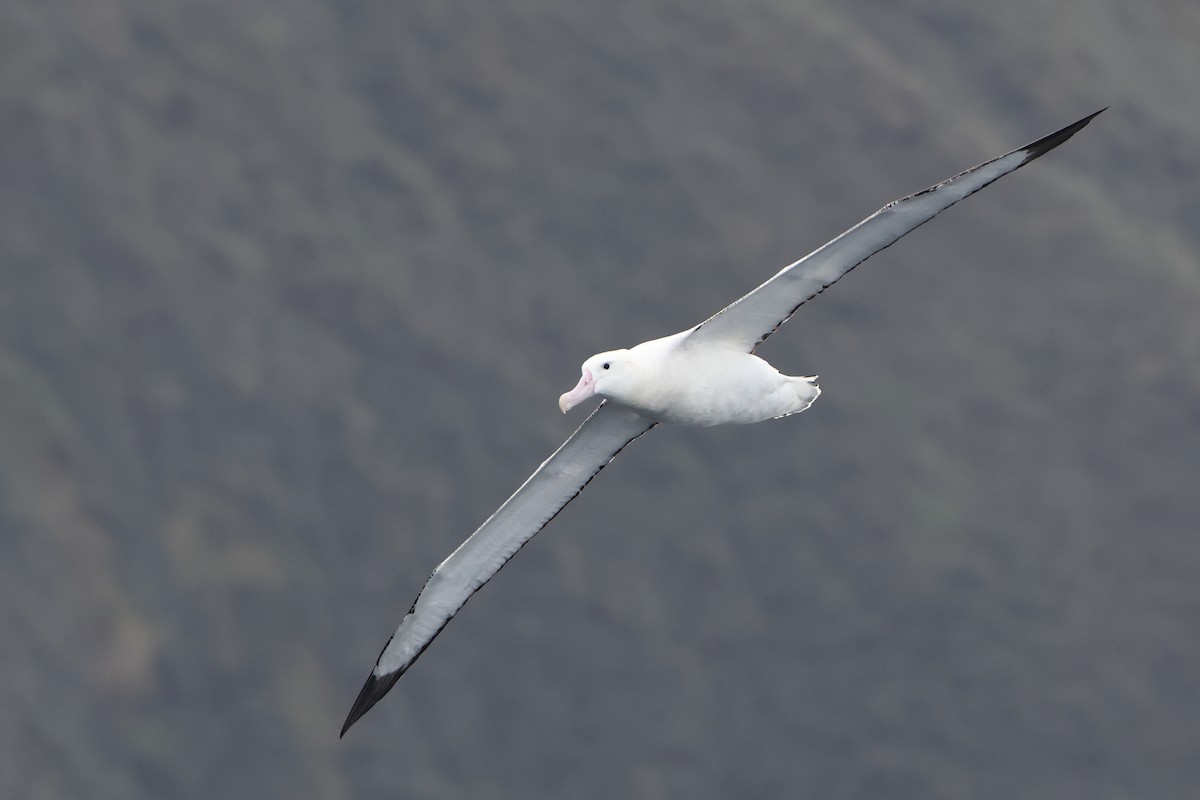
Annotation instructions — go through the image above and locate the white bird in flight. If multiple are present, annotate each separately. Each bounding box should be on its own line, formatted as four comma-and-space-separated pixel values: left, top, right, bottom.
341, 109, 1103, 736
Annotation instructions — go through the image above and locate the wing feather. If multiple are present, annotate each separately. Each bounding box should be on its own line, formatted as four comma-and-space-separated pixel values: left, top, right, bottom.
341, 401, 656, 735
687, 109, 1105, 352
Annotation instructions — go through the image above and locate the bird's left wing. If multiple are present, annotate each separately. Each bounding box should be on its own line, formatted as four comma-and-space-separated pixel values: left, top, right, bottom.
341, 401, 656, 736
686, 109, 1105, 353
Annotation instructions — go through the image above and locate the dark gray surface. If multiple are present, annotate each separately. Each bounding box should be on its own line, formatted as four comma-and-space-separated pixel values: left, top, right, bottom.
2, 1, 1197, 798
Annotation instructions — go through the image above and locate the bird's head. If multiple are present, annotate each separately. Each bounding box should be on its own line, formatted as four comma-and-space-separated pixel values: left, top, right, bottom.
559, 349, 634, 413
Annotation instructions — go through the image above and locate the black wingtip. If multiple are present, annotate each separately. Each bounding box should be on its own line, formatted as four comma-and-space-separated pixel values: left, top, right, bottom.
1021, 107, 1107, 162
340, 669, 402, 738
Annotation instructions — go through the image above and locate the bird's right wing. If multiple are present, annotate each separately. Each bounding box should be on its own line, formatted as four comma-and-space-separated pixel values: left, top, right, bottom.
341, 401, 657, 736
685, 109, 1105, 353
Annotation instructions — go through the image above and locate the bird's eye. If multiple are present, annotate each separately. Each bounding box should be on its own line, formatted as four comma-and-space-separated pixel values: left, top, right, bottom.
602, 362, 610, 370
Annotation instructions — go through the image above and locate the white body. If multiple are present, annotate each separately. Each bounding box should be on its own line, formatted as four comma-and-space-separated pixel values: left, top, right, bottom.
562, 330, 819, 426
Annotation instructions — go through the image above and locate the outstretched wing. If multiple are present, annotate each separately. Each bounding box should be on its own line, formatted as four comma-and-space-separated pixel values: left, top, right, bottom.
341, 402, 656, 736
686, 109, 1105, 353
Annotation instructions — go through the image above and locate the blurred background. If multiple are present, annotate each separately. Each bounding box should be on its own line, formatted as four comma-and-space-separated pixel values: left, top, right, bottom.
2, 1, 1198, 798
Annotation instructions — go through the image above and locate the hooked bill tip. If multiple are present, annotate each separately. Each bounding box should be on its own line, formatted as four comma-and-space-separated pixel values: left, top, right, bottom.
558, 368, 594, 414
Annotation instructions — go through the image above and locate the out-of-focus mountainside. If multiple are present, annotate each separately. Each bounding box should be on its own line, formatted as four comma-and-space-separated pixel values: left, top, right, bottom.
1, 1, 1197, 798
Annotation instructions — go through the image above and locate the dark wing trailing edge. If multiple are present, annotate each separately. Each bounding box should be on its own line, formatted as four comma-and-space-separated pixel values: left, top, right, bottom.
686, 109, 1106, 353
341, 402, 657, 736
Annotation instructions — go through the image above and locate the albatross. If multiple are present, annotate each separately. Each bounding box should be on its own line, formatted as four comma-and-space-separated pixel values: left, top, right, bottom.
341, 109, 1103, 736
